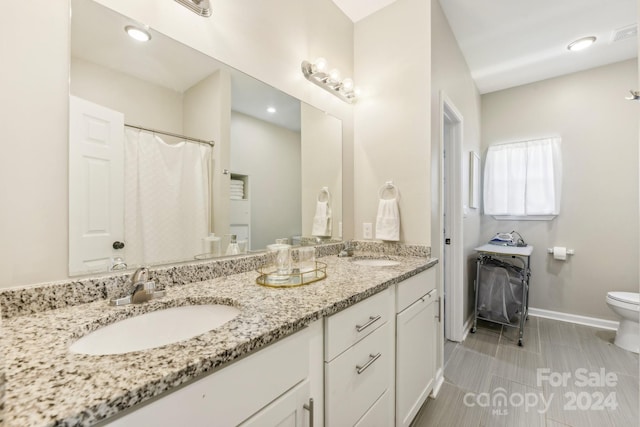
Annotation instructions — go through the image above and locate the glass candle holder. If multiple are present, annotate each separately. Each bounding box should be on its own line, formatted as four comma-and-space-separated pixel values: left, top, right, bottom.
297, 246, 316, 275
266, 243, 292, 275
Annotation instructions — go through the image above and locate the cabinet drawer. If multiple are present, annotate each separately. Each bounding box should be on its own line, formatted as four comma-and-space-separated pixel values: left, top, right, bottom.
354, 389, 393, 427
325, 322, 392, 427
325, 287, 392, 361
396, 267, 436, 313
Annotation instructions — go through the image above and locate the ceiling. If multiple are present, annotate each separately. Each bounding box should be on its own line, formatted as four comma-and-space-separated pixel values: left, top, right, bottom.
73, 0, 637, 116
333, 0, 638, 94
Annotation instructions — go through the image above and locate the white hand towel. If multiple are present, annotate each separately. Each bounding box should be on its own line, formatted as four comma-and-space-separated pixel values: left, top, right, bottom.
311, 201, 332, 237
375, 198, 400, 241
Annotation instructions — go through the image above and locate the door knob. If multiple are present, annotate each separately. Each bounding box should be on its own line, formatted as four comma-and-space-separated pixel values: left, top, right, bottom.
112, 241, 125, 250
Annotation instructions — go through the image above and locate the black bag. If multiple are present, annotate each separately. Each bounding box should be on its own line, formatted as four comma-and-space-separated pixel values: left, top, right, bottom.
477, 258, 524, 323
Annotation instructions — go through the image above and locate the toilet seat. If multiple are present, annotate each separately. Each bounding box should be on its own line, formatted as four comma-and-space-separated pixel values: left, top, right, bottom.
606, 292, 639, 313
607, 292, 639, 305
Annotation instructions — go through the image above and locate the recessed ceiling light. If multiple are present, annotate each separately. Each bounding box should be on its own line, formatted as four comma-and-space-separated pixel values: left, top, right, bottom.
567, 36, 596, 51
266, 106, 277, 114
125, 25, 152, 42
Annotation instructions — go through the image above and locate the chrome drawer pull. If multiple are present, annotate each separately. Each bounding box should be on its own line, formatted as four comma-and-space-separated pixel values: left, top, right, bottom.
303, 397, 314, 427
356, 315, 381, 332
356, 352, 382, 374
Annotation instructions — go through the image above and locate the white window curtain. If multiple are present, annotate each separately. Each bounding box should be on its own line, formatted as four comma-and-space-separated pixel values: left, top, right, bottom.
483, 137, 562, 219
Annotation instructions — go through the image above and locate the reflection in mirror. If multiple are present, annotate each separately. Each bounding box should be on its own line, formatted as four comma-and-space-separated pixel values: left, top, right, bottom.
68, 0, 342, 276
229, 73, 302, 251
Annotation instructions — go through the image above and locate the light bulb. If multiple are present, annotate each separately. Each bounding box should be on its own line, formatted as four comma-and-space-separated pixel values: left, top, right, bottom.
341, 78, 354, 92
314, 57, 328, 72
266, 106, 276, 114
328, 68, 341, 83
125, 25, 151, 42
567, 36, 596, 51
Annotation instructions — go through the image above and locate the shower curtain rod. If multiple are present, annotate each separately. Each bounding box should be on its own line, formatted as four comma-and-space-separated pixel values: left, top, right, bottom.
125, 124, 215, 147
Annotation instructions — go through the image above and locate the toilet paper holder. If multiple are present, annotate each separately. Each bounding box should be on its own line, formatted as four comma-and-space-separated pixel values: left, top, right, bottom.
546, 247, 575, 256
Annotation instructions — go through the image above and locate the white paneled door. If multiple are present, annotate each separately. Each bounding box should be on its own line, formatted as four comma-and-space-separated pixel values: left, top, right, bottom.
68, 96, 124, 275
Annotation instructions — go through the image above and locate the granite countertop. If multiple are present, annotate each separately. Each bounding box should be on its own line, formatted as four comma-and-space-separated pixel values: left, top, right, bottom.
4, 253, 437, 427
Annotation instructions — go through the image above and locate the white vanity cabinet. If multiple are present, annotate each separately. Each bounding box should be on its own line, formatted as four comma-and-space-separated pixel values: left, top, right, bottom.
104, 321, 322, 427
395, 268, 438, 427
324, 287, 395, 426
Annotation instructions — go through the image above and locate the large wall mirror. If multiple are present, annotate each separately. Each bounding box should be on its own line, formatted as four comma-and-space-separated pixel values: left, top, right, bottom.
68, 0, 342, 276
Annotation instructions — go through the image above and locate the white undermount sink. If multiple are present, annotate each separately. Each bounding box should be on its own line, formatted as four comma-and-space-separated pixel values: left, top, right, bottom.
69, 304, 241, 355
351, 258, 401, 267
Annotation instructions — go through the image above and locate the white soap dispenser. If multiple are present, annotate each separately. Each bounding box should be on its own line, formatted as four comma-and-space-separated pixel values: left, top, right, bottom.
226, 234, 240, 255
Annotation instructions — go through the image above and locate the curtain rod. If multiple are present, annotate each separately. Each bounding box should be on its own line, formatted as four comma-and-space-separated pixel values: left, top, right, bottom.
490, 136, 560, 147
125, 124, 215, 147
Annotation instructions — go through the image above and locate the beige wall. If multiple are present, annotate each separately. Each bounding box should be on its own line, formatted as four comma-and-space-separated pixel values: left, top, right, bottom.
430, 0, 483, 324
354, 0, 431, 243
481, 59, 639, 320
1, 2, 70, 287
71, 58, 184, 133
1, 0, 353, 289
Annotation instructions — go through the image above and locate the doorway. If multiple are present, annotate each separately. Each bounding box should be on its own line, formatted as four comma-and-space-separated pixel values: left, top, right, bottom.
440, 93, 464, 345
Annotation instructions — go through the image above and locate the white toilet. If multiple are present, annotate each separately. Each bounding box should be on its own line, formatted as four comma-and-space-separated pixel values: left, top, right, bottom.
605, 291, 639, 353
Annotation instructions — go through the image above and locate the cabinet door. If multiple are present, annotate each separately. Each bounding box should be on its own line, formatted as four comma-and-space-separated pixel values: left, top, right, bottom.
240, 380, 312, 427
395, 289, 437, 427
105, 328, 310, 427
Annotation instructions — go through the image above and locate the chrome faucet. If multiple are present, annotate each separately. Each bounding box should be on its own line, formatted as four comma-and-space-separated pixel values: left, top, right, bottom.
338, 241, 354, 257
109, 267, 166, 306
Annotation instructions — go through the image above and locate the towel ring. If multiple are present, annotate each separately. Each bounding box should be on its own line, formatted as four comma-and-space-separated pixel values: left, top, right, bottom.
378, 181, 399, 200
317, 187, 331, 203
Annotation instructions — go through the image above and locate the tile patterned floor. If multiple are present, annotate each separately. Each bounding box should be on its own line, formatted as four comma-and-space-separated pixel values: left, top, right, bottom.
412, 318, 639, 427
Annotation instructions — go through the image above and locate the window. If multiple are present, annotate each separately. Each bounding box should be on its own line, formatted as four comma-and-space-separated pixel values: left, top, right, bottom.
483, 137, 562, 220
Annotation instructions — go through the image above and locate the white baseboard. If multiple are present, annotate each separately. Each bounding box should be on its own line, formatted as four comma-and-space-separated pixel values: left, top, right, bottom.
460, 314, 474, 341
431, 368, 445, 398
528, 307, 619, 331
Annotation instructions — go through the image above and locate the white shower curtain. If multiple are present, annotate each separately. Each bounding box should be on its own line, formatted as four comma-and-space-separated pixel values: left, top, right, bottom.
124, 129, 211, 266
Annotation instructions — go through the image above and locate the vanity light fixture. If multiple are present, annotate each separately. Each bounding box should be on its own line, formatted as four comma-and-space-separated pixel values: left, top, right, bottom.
175, 0, 212, 17
625, 90, 640, 101
125, 25, 151, 42
567, 36, 596, 51
301, 58, 358, 104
